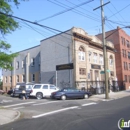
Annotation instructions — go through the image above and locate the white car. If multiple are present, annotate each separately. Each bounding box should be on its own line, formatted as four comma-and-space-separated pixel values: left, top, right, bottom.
30, 84, 59, 99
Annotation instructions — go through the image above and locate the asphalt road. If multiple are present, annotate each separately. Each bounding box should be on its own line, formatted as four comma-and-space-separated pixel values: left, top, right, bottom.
0, 96, 130, 130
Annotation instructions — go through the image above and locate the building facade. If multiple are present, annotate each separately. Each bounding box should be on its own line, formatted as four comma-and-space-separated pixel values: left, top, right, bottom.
2, 27, 116, 91
96, 26, 130, 89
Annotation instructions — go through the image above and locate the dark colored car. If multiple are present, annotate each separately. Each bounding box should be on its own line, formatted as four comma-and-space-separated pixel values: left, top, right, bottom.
51, 87, 92, 100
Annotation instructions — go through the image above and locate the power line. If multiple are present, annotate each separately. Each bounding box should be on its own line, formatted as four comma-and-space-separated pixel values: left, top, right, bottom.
37, 0, 100, 23
0, 12, 73, 36
108, 3, 130, 19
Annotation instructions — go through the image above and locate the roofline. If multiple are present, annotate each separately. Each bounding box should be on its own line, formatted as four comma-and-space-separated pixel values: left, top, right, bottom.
40, 28, 73, 42
16, 45, 40, 53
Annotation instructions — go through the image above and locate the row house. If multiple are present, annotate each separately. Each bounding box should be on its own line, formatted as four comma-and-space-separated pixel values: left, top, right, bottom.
2, 27, 116, 91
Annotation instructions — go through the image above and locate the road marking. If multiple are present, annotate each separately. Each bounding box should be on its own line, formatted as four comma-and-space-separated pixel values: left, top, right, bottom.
13, 106, 25, 110
82, 102, 97, 106
102, 99, 114, 102
32, 101, 61, 106
4, 102, 35, 108
32, 106, 79, 118
2, 100, 13, 103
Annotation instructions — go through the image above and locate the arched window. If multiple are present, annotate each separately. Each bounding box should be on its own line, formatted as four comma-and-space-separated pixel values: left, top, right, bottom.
78, 46, 85, 61
109, 55, 113, 65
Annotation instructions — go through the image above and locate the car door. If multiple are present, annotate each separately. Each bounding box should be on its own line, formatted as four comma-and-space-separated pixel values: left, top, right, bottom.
42, 85, 50, 97
71, 88, 83, 98
65, 88, 76, 98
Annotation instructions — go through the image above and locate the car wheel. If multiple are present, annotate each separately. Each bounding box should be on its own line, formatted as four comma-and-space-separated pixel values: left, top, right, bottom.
84, 94, 89, 99
61, 95, 66, 100
36, 92, 43, 100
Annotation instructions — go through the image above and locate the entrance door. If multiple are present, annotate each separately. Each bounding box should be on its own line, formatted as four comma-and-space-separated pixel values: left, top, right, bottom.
95, 70, 99, 81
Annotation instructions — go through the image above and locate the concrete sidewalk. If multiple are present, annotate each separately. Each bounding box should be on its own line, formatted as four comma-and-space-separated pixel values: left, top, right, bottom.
0, 90, 130, 125
89, 89, 130, 101
0, 108, 20, 125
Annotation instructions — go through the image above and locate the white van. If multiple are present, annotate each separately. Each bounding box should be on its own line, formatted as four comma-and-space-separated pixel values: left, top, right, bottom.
30, 84, 59, 99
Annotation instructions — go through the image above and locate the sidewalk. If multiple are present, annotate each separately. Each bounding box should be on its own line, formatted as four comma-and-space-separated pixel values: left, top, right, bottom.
89, 89, 130, 101
0, 90, 130, 125
0, 108, 20, 125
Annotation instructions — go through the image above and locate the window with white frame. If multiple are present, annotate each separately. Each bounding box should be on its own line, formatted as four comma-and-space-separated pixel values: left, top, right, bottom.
88, 51, 92, 62
31, 58, 35, 66
16, 75, 19, 82
99, 54, 103, 64
39, 54, 40, 65
109, 55, 113, 65
16, 61, 19, 69
10, 76, 12, 83
22, 60, 24, 68
78, 46, 85, 61
22, 75, 25, 82
93, 53, 98, 63
32, 74, 35, 82
5, 77, 7, 83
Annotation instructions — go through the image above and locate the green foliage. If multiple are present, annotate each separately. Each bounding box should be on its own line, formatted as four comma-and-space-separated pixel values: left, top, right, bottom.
0, 0, 22, 70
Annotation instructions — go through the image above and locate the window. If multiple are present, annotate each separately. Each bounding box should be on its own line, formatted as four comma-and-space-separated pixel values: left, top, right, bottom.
124, 62, 125, 70
16, 75, 19, 82
50, 85, 56, 90
124, 75, 127, 82
31, 58, 35, 66
22, 75, 25, 82
16, 61, 19, 69
99, 54, 103, 64
22, 60, 24, 68
10, 76, 12, 83
124, 62, 128, 70
126, 40, 130, 48
78, 46, 85, 61
124, 50, 127, 58
128, 52, 130, 59
121, 37, 124, 45
122, 49, 124, 57
93, 53, 98, 63
79, 68, 86, 75
129, 76, 130, 83
32, 74, 35, 82
33, 85, 41, 89
39, 73, 41, 82
42, 85, 48, 89
109, 55, 113, 65
5, 77, 7, 83
39, 54, 40, 65
88, 51, 92, 62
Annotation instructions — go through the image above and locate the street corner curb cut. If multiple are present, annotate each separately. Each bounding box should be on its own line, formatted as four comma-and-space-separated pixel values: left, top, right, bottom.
12, 110, 21, 122
1, 110, 21, 126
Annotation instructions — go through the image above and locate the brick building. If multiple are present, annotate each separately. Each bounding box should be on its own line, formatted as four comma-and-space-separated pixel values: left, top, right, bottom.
96, 26, 130, 89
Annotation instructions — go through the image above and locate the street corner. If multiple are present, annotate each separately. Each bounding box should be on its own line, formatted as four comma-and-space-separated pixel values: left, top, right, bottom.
0, 108, 21, 125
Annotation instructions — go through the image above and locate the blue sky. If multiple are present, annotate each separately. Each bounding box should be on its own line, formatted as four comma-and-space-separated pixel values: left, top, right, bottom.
4, 0, 130, 53
1, 0, 130, 78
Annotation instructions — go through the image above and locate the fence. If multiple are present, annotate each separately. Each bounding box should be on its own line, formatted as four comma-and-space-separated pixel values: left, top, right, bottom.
75, 81, 125, 95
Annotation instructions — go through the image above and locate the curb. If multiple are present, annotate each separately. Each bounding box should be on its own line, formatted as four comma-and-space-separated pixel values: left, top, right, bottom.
0, 110, 21, 125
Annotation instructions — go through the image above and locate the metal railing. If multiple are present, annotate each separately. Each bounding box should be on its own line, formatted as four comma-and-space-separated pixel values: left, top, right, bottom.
75, 81, 125, 95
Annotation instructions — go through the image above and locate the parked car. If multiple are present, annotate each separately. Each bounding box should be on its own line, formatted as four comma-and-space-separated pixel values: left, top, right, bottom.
30, 84, 59, 99
7, 89, 14, 95
12, 82, 34, 97
51, 87, 92, 100
0, 90, 5, 95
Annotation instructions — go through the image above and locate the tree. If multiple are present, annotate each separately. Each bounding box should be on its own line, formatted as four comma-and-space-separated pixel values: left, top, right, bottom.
0, 0, 23, 70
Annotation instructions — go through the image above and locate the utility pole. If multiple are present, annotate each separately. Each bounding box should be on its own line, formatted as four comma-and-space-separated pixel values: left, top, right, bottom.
94, 0, 110, 99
